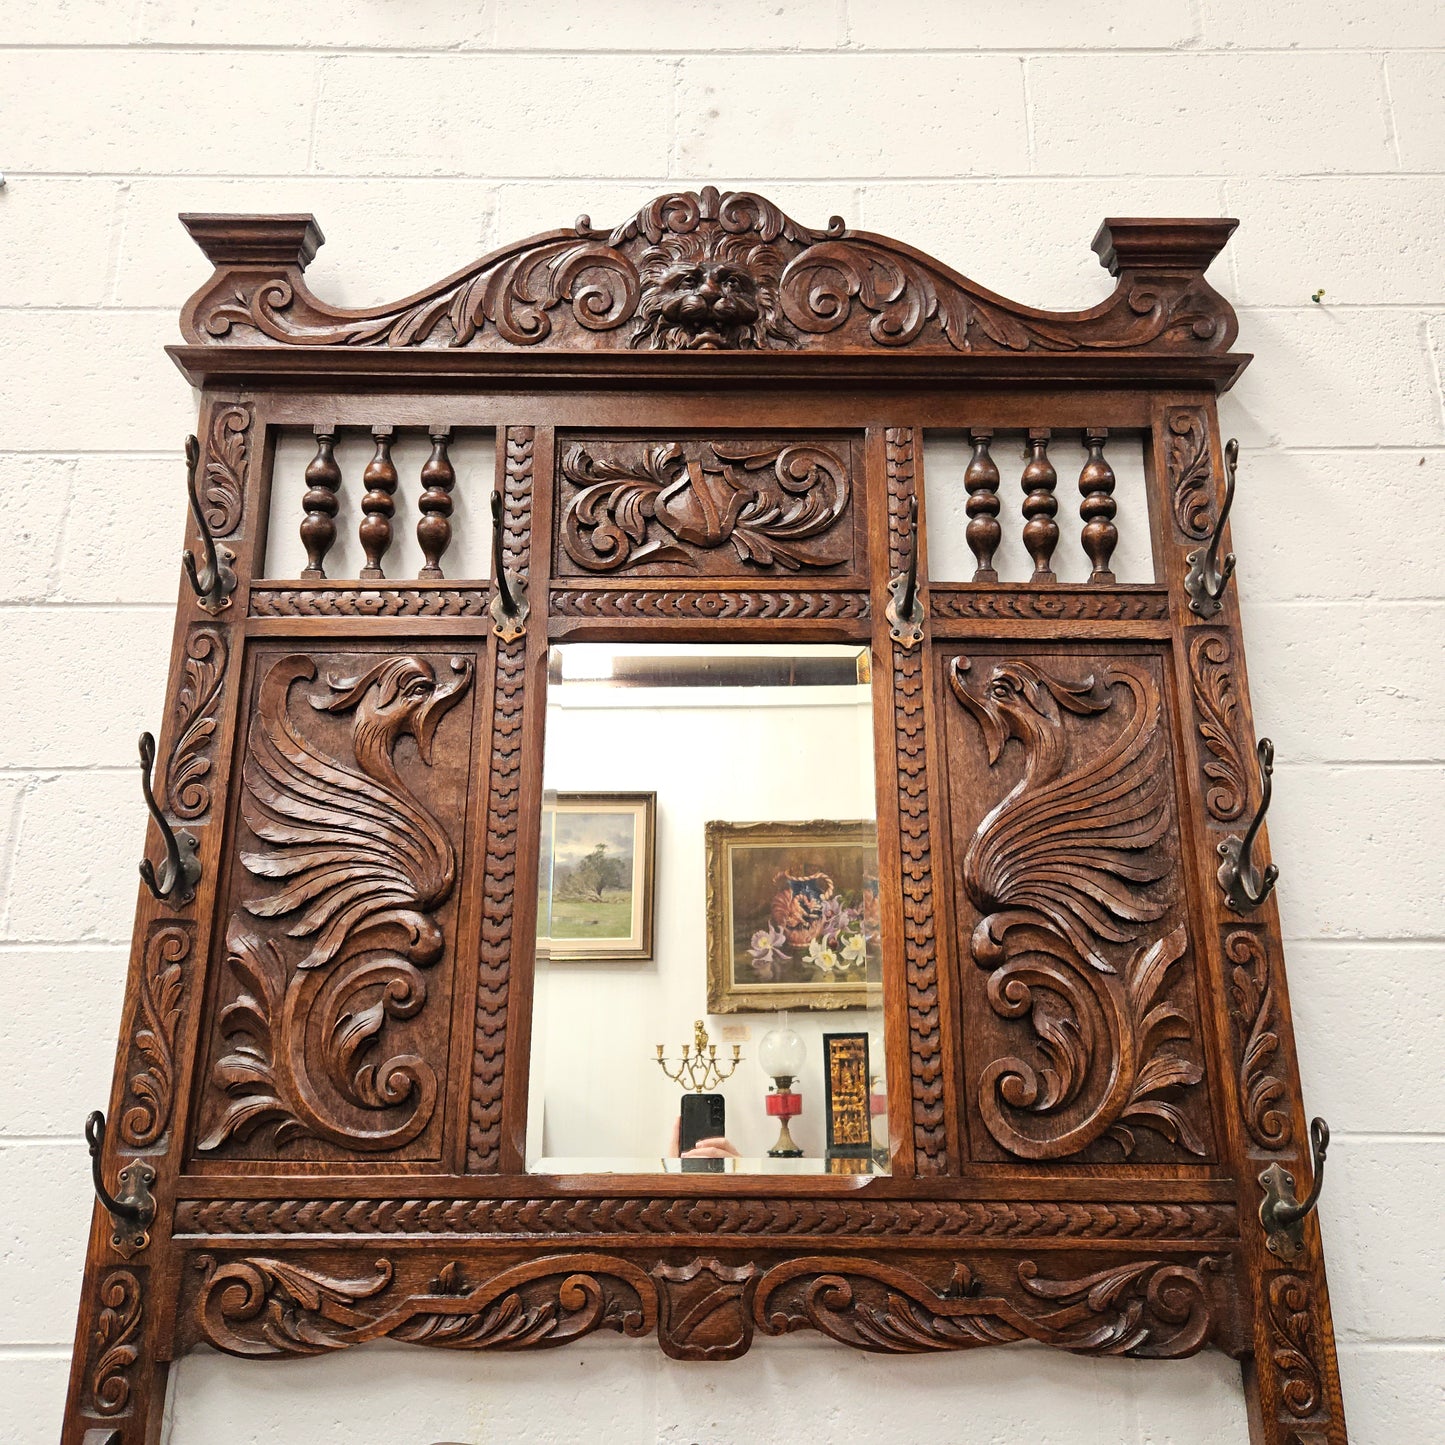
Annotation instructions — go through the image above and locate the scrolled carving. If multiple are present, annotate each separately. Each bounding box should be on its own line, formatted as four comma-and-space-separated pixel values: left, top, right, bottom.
1188, 631, 1248, 822
754, 1255, 1226, 1358
86, 1270, 143, 1417
199, 650, 473, 1154
949, 657, 1209, 1160
165, 626, 228, 821
118, 924, 191, 1150
1168, 410, 1214, 541
200, 403, 250, 536
1225, 930, 1293, 1152
1267, 1272, 1324, 1420
193, 1253, 656, 1358
559, 439, 850, 575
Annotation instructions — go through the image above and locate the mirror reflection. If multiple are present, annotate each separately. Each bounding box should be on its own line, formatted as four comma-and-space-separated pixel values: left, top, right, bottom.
527, 643, 888, 1175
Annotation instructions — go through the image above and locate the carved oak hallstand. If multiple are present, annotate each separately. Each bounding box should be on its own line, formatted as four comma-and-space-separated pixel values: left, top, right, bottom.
63, 189, 1346, 1443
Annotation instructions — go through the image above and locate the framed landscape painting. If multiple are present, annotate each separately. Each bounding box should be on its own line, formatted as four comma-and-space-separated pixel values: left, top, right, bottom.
538, 792, 656, 961
705, 819, 880, 1013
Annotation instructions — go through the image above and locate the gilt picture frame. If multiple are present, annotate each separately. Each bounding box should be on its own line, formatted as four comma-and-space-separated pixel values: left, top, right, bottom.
538, 792, 656, 961
705, 818, 881, 1013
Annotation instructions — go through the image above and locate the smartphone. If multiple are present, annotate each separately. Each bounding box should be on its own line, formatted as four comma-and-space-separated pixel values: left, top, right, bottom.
679, 1092, 726, 1154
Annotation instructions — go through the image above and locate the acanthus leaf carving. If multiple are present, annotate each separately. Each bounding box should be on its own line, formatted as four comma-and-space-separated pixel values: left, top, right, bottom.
753, 1254, 1227, 1358
1168, 409, 1214, 541
200, 403, 250, 536
1225, 929, 1294, 1152
193, 1253, 656, 1358
165, 626, 228, 821
949, 657, 1210, 1161
1188, 631, 1248, 823
558, 439, 850, 575
118, 924, 191, 1150
199, 650, 473, 1154
1267, 1272, 1325, 1420
86, 1269, 143, 1417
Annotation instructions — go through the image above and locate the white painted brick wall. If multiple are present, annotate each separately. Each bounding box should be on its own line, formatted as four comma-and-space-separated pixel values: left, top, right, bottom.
1, 2, 1441, 1440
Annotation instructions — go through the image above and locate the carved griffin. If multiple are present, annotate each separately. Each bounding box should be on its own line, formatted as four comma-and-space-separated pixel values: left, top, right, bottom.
200, 652, 473, 1153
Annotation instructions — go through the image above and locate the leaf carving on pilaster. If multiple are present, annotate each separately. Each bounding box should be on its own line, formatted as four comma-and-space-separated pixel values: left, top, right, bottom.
1168, 409, 1214, 541
86, 1269, 143, 1417
1267, 1272, 1325, 1421
118, 923, 191, 1150
1187, 631, 1247, 823
198, 650, 473, 1154
948, 656, 1209, 1161
201, 403, 251, 537
165, 626, 228, 822
1224, 930, 1293, 1151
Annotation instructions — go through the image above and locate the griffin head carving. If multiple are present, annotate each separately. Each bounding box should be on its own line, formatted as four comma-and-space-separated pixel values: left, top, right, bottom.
948, 656, 1172, 973
239, 653, 474, 971
631, 230, 795, 351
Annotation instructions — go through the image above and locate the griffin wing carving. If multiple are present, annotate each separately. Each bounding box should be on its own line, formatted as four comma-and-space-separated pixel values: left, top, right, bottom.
201, 653, 473, 1154
948, 658, 1171, 974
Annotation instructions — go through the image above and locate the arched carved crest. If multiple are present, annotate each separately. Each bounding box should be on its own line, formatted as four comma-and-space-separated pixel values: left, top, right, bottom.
179, 187, 1238, 357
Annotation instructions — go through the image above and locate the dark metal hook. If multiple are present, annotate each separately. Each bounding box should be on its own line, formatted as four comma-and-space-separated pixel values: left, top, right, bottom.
489, 489, 529, 642
1259, 1116, 1330, 1260
180, 434, 238, 613
1183, 436, 1238, 619
85, 1110, 156, 1258
137, 731, 201, 904
1217, 737, 1279, 913
886, 493, 924, 649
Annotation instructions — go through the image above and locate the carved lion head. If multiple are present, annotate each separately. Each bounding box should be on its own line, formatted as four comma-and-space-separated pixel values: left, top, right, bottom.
631, 231, 795, 351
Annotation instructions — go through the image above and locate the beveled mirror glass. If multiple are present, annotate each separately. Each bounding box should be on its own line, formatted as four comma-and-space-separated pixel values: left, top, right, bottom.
527, 642, 888, 1175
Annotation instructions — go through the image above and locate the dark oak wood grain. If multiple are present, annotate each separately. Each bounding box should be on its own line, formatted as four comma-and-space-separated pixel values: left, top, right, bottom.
62, 191, 1344, 1445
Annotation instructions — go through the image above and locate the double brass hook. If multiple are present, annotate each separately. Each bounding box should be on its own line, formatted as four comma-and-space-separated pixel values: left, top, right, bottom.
85, 1110, 156, 1258
489, 490, 530, 642
1217, 737, 1279, 913
1259, 1116, 1330, 1260
1183, 436, 1239, 619
885, 494, 925, 649
137, 732, 201, 904
180, 434, 238, 613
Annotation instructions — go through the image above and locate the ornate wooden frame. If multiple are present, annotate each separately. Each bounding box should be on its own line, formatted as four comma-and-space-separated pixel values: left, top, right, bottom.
62, 187, 1345, 1443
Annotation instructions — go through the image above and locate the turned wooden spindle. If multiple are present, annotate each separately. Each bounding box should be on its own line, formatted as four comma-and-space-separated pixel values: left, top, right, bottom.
299, 425, 341, 580
1020, 428, 1059, 583
1078, 427, 1118, 583
417, 426, 456, 579
358, 425, 398, 580
964, 428, 1002, 582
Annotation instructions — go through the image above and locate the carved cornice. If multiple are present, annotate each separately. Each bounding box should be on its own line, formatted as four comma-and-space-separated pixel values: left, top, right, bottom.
178, 189, 1239, 362
173, 1197, 1239, 1241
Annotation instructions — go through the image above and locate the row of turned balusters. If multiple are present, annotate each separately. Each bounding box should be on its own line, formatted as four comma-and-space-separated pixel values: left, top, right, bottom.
961, 427, 1118, 585
300, 424, 457, 580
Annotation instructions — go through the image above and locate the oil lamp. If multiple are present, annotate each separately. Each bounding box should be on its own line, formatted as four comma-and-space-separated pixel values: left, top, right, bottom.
759, 1022, 806, 1158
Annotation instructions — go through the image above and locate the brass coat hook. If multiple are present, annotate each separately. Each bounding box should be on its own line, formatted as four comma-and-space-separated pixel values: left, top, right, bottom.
1259, 1116, 1330, 1260
489, 489, 529, 642
1183, 436, 1239, 619
885, 493, 925, 649
180, 434, 238, 613
85, 1110, 156, 1258
137, 731, 201, 904
1217, 737, 1279, 913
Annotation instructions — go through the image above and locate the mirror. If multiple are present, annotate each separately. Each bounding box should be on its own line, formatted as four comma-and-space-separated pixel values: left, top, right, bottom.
527, 642, 888, 1176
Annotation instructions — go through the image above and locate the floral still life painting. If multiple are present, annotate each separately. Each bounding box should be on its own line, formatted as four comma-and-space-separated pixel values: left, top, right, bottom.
705, 819, 880, 1012
538, 792, 656, 961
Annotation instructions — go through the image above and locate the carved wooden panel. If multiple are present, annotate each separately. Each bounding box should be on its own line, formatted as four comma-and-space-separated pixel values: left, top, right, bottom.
192, 645, 479, 1163
939, 646, 1217, 1166
552, 434, 862, 581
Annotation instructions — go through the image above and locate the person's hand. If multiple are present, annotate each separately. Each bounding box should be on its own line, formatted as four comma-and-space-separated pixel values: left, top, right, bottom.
682, 1136, 740, 1159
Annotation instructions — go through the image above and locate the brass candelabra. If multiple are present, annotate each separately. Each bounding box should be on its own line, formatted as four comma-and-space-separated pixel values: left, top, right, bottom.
655, 1019, 741, 1093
